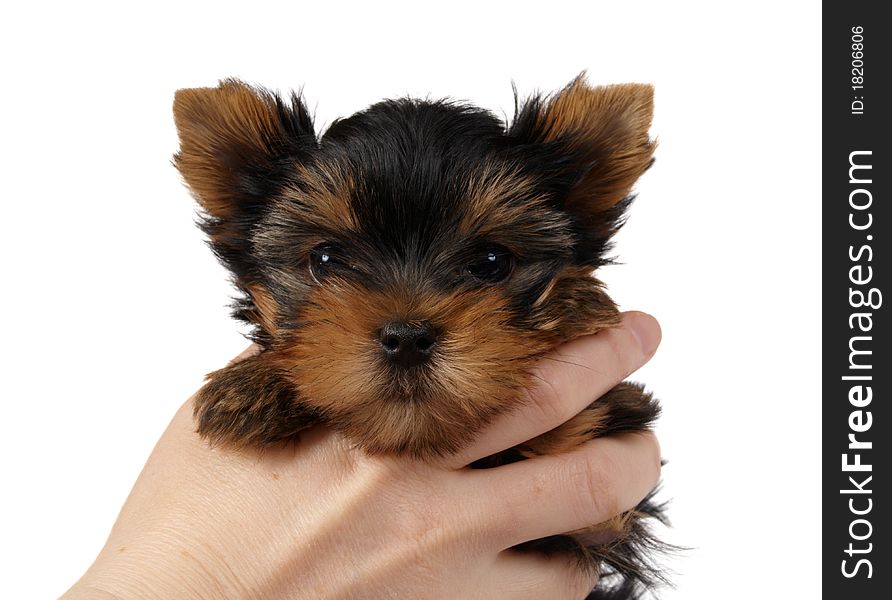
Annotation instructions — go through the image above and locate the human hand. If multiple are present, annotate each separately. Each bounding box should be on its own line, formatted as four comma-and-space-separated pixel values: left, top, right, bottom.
62, 311, 661, 600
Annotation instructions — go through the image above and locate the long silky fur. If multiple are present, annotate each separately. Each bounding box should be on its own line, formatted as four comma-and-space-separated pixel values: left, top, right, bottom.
172, 74, 669, 599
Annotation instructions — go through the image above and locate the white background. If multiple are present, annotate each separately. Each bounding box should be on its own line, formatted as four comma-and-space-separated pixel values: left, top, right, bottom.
0, 1, 820, 598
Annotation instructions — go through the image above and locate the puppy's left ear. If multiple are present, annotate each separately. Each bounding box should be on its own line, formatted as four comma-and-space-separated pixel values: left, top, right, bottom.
511, 76, 655, 262
173, 79, 316, 338
173, 79, 316, 223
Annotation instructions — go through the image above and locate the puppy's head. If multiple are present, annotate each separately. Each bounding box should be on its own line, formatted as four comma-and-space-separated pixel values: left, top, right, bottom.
173, 76, 655, 456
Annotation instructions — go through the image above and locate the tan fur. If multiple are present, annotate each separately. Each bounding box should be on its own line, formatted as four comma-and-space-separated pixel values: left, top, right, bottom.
173, 79, 297, 219
194, 353, 314, 448
176, 77, 664, 595
459, 163, 550, 235
518, 404, 611, 457
535, 76, 656, 230
525, 265, 620, 339
278, 282, 553, 458
279, 162, 360, 234
245, 283, 280, 336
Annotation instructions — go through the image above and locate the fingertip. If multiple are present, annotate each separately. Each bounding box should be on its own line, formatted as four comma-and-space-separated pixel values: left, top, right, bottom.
624, 311, 661, 358
609, 431, 663, 508
639, 430, 663, 483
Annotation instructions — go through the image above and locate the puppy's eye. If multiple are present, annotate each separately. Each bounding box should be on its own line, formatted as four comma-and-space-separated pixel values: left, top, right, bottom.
309, 244, 346, 281
465, 246, 514, 283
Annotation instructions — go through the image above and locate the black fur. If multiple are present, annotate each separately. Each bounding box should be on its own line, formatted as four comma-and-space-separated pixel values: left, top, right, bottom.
173, 77, 667, 599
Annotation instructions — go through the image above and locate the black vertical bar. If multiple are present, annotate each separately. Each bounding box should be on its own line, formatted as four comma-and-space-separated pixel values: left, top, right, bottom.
824, 2, 889, 596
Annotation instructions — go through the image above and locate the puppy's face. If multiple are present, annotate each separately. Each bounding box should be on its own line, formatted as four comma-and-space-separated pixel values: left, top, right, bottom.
174, 78, 654, 456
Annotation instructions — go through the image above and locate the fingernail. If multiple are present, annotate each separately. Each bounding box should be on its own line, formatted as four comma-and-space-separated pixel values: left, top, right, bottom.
629, 312, 661, 357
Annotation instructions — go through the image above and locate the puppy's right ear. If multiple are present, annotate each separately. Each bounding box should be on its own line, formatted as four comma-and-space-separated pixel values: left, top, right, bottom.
173, 78, 316, 221
509, 76, 655, 266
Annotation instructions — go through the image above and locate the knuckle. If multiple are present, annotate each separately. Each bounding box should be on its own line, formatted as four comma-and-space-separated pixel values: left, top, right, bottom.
604, 328, 637, 378
569, 452, 621, 524
474, 482, 522, 543
522, 369, 568, 425
385, 472, 460, 552
392, 487, 445, 544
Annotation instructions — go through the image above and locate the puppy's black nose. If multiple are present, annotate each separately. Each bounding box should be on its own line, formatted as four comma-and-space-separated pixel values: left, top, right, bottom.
379, 321, 437, 368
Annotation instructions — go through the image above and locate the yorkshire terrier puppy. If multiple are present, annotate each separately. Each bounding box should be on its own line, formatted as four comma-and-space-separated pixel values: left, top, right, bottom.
173, 75, 666, 599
